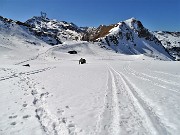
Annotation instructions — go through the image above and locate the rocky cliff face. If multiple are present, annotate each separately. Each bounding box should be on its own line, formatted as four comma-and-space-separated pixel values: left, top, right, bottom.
82, 24, 117, 41
153, 31, 180, 60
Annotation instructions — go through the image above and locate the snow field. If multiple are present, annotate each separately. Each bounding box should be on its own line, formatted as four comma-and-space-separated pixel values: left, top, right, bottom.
0, 40, 180, 135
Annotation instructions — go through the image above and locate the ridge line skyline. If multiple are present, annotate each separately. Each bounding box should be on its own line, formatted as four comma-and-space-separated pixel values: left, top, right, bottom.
0, 0, 179, 31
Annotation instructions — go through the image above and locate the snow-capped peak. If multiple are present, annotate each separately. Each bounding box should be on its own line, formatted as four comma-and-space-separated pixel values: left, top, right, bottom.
26, 16, 84, 43
123, 17, 143, 31
88, 17, 174, 60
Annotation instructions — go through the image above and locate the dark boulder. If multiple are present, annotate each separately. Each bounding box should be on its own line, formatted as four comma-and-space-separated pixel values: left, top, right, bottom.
68, 50, 77, 54
22, 64, 30, 67
79, 58, 86, 64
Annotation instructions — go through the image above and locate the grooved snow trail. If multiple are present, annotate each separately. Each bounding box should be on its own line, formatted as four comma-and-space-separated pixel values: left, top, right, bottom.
94, 68, 121, 135
103, 69, 121, 135
110, 66, 169, 135
97, 65, 163, 135
128, 65, 180, 88
123, 64, 180, 95
152, 70, 180, 79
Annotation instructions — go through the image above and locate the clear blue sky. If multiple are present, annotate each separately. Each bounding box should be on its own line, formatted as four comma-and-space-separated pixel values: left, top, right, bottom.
0, 0, 180, 31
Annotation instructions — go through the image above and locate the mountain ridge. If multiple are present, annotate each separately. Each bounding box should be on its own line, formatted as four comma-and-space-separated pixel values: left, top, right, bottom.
0, 15, 179, 60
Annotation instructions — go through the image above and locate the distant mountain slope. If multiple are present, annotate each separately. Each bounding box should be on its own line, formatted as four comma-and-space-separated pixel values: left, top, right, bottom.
0, 15, 178, 60
0, 16, 63, 45
0, 16, 48, 48
153, 31, 180, 60
0, 16, 49, 62
26, 16, 84, 43
84, 18, 174, 60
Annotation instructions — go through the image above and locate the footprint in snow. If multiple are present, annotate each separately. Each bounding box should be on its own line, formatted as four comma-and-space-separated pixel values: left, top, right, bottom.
23, 115, 31, 119
10, 122, 16, 125
68, 123, 76, 134
33, 98, 38, 105
57, 109, 64, 115
31, 90, 38, 95
24, 93, 29, 96
40, 92, 49, 98
60, 117, 67, 123
68, 123, 75, 128
9, 115, 18, 119
22, 104, 27, 107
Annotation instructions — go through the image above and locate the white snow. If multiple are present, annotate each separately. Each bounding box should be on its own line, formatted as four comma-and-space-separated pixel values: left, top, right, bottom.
1, 18, 180, 135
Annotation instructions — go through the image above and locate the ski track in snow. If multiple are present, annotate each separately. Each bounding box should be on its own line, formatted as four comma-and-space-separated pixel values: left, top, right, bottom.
95, 67, 122, 135
132, 65, 180, 88
95, 64, 171, 135
150, 70, 180, 79
109, 66, 170, 135
123, 64, 180, 95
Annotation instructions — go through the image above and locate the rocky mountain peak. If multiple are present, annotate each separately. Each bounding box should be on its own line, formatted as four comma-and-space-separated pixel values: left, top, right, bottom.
25, 16, 84, 43
0, 15, 177, 60
123, 17, 143, 30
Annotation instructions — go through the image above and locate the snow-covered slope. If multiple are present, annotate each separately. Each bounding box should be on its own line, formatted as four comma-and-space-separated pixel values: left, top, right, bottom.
0, 16, 50, 64
0, 16, 62, 45
90, 18, 173, 61
1, 15, 177, 60
153, 31, 180, 60
1, 38, 180, 135
1, 15, 180, 134
26, 16, 84, 43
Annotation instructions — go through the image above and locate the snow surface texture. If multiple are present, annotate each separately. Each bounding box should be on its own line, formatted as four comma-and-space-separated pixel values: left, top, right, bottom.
1, 16, 180, 135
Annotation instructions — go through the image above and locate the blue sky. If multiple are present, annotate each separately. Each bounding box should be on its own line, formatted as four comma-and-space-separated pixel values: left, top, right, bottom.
0, 0, 180, 31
